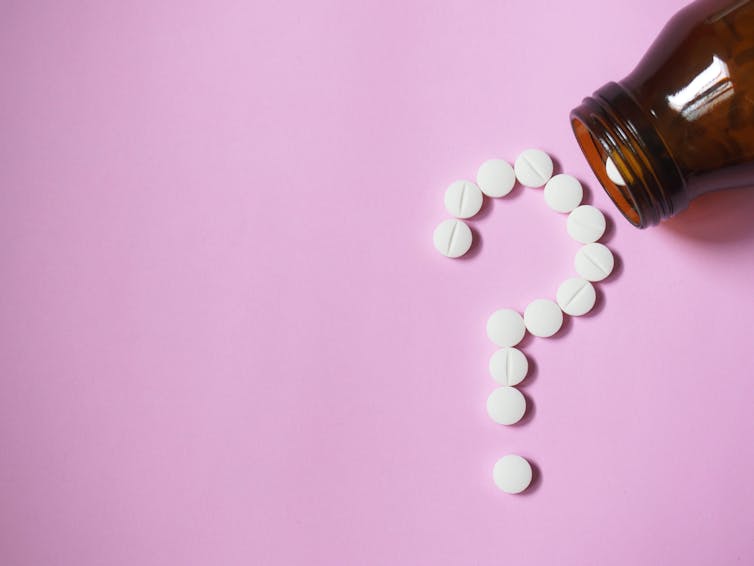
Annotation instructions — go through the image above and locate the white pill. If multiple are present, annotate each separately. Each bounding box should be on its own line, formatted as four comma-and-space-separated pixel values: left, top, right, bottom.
567, 205, 606, 243
486, 309, 526, 347
523, 298, 563, 338
544, 174, 583, 213
488, 347, 529, 386
514, 149, 554, 188
556, 277, 597, 316
486, 386, 526, 425
433, 219, 473, 258
605, 156, 627, 186
444, 180, 484, 218
575, 243, 615, 282
476, 159, 516, 198
493, 454, 533, 494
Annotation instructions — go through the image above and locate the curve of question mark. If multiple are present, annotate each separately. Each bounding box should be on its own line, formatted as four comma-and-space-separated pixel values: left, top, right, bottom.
433, 149, 618, 495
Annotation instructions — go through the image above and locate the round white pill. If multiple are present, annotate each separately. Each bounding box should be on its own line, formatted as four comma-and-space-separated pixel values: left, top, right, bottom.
486, 386, 526, 425
493, 454, 533, 494
476, 158, 516, 198
544, 174, 583, 213
524, 298, 563, 338
488, 347, 529, 386
433, 219, 473, 258
567, 205, 606, 243
514, 149, 554, 188
605, 156, 627, 186
486, 309, 526, 348
556, 277, 597, 316
575, 243, 615, 282
444, 180, 484, 219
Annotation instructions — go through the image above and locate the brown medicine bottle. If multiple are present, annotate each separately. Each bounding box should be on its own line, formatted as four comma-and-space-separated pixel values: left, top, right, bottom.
571, 0, 754, 228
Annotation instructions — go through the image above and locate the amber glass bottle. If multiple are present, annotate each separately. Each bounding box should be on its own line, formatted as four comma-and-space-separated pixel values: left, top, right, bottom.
571, 0, 754, 228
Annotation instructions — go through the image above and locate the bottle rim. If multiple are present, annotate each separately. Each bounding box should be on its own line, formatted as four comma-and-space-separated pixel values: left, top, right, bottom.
570, 82, 688, 228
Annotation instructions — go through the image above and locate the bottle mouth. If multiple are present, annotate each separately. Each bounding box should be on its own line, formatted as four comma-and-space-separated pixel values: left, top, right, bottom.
571, 117, 642, 226
570, 82, 687, 228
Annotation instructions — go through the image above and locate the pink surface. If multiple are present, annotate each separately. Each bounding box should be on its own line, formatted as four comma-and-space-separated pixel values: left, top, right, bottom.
1, 1, 753, 564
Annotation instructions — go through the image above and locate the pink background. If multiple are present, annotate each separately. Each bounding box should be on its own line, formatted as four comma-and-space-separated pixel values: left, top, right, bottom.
1, 0, 753, 564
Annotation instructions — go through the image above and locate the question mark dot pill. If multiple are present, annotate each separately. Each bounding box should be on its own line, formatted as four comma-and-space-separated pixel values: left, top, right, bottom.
493, 454, 533, 494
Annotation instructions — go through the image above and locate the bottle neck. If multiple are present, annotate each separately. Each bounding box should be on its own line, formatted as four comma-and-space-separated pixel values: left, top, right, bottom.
570, 82, 688, 228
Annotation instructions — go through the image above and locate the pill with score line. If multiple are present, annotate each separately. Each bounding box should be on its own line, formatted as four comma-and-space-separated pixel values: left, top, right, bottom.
556, 277, 597, 316
574, 243, 615, 282
567, 205, 606, 244
433, 219, 473, 258
489, 347, 529, 386
444, 180, 484, 219
514, 149, 554, 188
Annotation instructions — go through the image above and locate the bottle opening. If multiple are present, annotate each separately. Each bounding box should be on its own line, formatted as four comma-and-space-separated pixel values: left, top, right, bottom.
571, 117, 641, 227
570, 82, 687, 229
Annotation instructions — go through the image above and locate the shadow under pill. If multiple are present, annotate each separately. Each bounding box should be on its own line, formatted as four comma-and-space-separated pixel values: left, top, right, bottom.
548, 312, 574, 341
512, 391, 536, 427
515, 331, 536, 350
519, 356, 539, 388
549, 154, 563, 177
576, 177, 594, 207
501, 181, 527, 203
600, 210, 617, 244
519, 460, 543, 496
605, 249, 624, 282
471, 193, 496, 221
458, 225, 484, 260
582, 285, 607, 319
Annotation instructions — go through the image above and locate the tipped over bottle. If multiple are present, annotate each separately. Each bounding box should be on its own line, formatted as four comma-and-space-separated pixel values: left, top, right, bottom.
571, 0, 754, 228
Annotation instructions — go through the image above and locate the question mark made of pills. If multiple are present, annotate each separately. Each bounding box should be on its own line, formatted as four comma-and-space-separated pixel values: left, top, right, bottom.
433, 148, 617, 495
